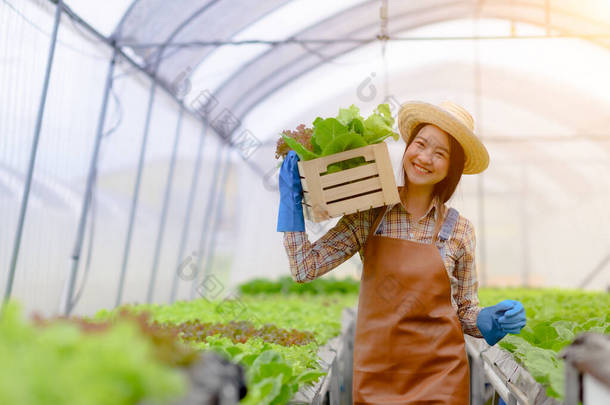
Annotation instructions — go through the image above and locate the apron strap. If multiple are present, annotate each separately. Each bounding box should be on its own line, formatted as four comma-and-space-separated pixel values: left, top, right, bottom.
367, 205, 394, 240
366, 204, 459, 246
438, 207, 459, 242
436, 207, 459, 260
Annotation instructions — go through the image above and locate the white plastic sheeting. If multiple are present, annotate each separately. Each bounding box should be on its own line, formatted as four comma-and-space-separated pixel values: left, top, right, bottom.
1, 0, 610, 316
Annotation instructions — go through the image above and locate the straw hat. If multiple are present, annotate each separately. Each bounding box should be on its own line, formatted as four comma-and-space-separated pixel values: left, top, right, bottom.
397, 101, 489, 174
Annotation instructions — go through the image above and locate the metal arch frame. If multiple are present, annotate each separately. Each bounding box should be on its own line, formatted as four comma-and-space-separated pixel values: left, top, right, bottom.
190, 140, 229, 300
145, 106, 184, 304
3, 0, 63, 305
136, 1, 294, 303
114, 76, 158, 308
76, 0, 610, 132
114, 0, 294, 73
216, 0, 610, 122
169, 123, 207, 303
59, 2, 199, 121
50, 1, 220, 311
20, 0, 290, 311
207, 0, 380, 113
198, 147, 232, 298
148, 0, 222, 67
191, 0, 610, 295
114, 1, 225, 307
24, 0, 610, 310
155, 0, 296, 66
106, 0, 610, 182
60, 49, 118, 315
192, 0, 610, 296
211, 2, 487, 123
113, 0, 290, 306
111, 0, 142, 39
134, 1, 227, 305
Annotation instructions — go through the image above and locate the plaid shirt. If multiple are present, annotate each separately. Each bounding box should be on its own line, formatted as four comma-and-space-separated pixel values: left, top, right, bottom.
283, 199, 483, 338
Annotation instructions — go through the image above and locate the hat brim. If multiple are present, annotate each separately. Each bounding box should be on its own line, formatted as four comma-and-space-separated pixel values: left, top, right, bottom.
398, 101, 489, 174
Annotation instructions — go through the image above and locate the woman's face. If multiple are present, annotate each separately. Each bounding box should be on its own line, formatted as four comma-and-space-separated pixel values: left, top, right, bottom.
403, 124, 451, 188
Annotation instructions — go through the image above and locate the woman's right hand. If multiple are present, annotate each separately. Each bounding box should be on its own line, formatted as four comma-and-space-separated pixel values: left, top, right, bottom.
277, 150, 305, 232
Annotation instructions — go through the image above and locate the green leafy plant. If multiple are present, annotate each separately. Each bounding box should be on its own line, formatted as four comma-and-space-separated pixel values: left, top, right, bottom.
238, 275, 360, 296
479, 287, 610, 399
275, 103, 399, 173
175, 319, 316, 346
96, 293, 358, 405
0, 302, 187, 405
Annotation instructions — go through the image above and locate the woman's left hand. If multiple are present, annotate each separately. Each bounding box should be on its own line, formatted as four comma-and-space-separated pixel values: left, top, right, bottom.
497, 299, 526, 333
477, 299, 526, 345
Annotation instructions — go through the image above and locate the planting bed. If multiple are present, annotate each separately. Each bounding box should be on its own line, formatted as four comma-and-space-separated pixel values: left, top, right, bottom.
1, 277, 607, 405
479, 287, 610, 400
96, 277, 359, 404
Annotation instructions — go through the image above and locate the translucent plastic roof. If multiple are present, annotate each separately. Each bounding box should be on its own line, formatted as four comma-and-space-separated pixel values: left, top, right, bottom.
3, 0, 610, 317
66, 0, 610, 124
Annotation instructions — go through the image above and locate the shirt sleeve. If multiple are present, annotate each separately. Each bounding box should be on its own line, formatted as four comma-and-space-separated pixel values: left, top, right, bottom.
282, 212, 363, 283
454, 218, 484, 338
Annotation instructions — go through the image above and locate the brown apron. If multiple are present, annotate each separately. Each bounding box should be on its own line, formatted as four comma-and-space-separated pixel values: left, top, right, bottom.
353, 204, 470, 404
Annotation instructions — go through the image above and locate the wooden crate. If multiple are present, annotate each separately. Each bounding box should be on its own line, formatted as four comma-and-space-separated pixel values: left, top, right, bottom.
297, 142, 400, 222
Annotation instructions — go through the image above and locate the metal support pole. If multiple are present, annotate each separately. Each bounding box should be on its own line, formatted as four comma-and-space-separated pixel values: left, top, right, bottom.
473, 10, 488, 287
578, 252, 610, 289
477, 175, 487, 286
521, 161, 530, 286
146, 107, 184, 303
115, 80, 157, 307
545, 0, 551, 36
563, 362, 581, 405
3, 0, 62, 305
201, 151, 231, 289
60, 50, 117, 315
192, 144, 231, 299
169, 124, 207, 303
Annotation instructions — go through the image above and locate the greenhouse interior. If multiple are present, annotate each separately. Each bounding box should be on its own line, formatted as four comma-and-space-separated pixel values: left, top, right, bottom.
1, 0, 609, 404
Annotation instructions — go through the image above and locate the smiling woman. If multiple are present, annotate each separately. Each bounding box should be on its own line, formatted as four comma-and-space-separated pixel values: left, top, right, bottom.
279, 100, 527, 403
399, 124, 456, 219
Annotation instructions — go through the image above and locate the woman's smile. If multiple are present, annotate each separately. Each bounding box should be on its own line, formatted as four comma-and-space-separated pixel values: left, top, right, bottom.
412, 162, 432, 175
403, 124, 451, 188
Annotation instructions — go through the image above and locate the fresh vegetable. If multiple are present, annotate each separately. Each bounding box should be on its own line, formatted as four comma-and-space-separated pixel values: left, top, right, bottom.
0, 302, 187, 405
96, 293, 358, 405
479, 287, 610, 399
275, 124, 314, 160
238, 275, 360, 295
275, 103, 399, 173
174, 319, 316, 346
33, 309, 199, 368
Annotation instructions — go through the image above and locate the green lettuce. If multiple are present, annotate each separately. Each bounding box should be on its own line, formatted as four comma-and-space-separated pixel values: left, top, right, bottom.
281, 103, 400, 172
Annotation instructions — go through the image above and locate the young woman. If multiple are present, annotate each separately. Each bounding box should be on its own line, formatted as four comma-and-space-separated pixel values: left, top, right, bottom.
277, 101, 526, 404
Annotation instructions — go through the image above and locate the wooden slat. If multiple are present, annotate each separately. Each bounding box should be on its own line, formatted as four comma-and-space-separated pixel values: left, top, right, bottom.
311, 145, 376, 175
323, 177, 382, 202
319, 163, 378, 188
297, 162, 308, 192
326, 191, 387, 218
297, 143, 400, 222
302, 192, 311, 205
372, 142, 401, 204
300, 162, 326, 222
302, 203, 313, 221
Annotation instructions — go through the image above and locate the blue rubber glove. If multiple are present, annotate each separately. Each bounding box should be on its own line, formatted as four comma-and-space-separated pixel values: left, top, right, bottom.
476, 299, 526, 346
277, 150, 305, 232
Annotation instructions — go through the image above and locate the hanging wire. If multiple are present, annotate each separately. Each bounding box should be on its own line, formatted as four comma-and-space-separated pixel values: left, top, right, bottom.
118, 31, 610, 49
2, 0, 107, 60
69, 77, 123, 309
378, 0, 389, 101
70, 74, 124, 308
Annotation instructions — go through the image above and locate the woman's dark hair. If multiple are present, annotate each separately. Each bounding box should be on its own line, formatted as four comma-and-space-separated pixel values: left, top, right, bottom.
402, 123, 465, 204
